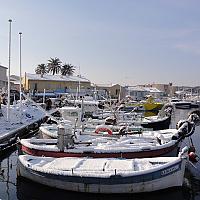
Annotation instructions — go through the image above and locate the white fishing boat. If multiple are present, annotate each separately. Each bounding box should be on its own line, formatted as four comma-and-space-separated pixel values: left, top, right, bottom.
17, 147, 188, 193
39, 121, 147, 139
19, 119, 195, 158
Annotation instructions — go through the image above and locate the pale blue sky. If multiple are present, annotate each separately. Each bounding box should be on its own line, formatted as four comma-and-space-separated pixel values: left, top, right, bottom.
0, 0, 200, 86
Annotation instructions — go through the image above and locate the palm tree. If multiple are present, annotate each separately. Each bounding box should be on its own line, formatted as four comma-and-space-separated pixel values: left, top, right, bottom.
35, 64, 47, 77
61, 63, 75, 76
47, 57, 62, 75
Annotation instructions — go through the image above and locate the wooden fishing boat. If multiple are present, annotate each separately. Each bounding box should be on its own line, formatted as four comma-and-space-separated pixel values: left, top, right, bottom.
19, 120, 195, 158
17, 147, 188, 193
39, 122, 147, 139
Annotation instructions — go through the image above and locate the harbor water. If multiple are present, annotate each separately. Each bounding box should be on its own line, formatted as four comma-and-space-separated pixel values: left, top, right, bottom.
1, 109, 200, 200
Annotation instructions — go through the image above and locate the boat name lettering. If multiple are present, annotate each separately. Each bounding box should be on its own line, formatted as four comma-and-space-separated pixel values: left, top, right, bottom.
161, 165, 179, 175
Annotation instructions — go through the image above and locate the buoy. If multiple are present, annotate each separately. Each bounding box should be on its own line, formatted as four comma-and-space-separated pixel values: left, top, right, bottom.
189, 152, 199, 163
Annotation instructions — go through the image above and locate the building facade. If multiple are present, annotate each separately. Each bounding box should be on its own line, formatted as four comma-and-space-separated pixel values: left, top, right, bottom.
23, 73, 91, 93
96, 84, 126, 100
126, 86, 164, 100
151, 83, 178, 97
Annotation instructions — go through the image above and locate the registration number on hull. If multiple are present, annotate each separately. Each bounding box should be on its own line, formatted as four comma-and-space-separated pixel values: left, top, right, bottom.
161, 165, 179, 176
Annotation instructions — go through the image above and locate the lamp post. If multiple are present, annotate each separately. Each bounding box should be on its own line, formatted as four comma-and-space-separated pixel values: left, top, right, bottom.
19, 32, 22, 122
7, 19, 12, 121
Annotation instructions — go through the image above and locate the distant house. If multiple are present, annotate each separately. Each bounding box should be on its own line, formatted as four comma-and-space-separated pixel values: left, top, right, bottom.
126, 86, 164, 100
95, 84, 126, 100
126, 86, 148, 101
0, 65, 8, 90
151, 83, 177, 97
23, 73, 91, 94
144, 87, 164, 98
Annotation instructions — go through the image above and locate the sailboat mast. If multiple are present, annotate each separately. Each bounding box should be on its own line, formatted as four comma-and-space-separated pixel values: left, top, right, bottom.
7, 19, 12, 121
19, 32, 22, 121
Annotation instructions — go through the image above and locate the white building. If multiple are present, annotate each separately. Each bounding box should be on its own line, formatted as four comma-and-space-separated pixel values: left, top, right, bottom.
126, 86, 164, 100
127, 86, 148, 101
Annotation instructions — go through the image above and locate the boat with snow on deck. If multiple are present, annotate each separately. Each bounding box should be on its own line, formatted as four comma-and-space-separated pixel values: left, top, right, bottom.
19, 117, 196, 158
17, 146, 189, 193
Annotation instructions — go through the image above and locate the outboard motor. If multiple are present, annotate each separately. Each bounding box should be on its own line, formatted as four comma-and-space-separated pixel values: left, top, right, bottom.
57, 124, 73, 151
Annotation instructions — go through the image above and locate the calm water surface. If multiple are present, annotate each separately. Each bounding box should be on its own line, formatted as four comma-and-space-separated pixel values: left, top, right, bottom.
1, 109, 200, 200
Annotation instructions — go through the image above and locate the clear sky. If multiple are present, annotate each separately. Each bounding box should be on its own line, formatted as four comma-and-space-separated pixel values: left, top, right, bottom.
0, 0, 200, 86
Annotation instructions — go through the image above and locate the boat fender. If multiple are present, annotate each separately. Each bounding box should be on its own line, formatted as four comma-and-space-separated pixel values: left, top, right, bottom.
95, 125, 113, 135
189, 152, 199, 163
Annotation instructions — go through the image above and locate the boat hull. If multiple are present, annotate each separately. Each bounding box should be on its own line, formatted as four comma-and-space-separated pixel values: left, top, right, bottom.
17, 157, 186, 193
20, 141, 180, 158
143, 103, 163, 111
140, 116, 171, 131
175, 103, 191, 109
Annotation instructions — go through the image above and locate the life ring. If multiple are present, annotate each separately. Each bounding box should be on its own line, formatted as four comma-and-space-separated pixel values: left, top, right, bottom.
95, 125, 113, 135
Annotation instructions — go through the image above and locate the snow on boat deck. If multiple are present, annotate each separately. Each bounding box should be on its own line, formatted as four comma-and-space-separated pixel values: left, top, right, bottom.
20, 155, 179, 177
0, 101, 46, 141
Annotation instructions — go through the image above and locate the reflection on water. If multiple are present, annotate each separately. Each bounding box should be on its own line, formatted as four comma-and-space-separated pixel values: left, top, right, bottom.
184, 170, 200, 199
0, 150, 18, 200
16, 177, 191, 200
1, 109, 200, 199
